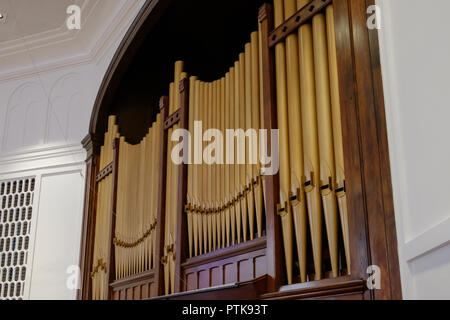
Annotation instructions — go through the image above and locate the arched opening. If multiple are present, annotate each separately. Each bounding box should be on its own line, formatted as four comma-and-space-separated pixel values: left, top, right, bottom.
89, 0, 265, 145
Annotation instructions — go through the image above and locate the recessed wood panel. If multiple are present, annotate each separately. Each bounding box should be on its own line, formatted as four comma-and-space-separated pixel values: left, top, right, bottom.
210, 267, 223, 287
238, 259, 253, 282
198, 270, 209, 289
254, 255, 267, 278
141, 284, 149, 299
224, 263, 237, 284
134, 286, 141, 300
126, 288, 133, 300
186, 272, 197, 291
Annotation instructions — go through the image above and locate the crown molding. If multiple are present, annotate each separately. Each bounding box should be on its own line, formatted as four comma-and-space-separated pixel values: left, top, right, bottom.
0, 0, 145, 83
0, 143, 86, 175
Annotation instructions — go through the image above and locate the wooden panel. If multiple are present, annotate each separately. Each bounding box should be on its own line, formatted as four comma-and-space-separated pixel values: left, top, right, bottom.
224, 263, 237, 284
126, 288, 133, 300
134, 286, 141, 300
198, 270, 209, 289
112, 290, 119, 300
149, 283, 154, 298
254, 255, 267, 278
238, 259, 253, 282
119, 289, 126, 300
182, 238, 266, 291
157, 276, 267, 300
210, 267, 222, 287
261, 278, 365, 300
141, 284, 149, 299
186, 273, 197, 291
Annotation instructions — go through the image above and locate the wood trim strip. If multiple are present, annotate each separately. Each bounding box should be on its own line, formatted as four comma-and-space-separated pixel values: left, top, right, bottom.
96, 162, 114, 182
110, 270, 155, 292
77, 151, 99, 300
153, 96, 169, 297
261, 278, 365, 300
107, 138, 120, 299
345, 0, 401, 299
181, 236, 267, 269
268, 0, 332, 48
259, 3, 285, 293
365, 0, 402, 299
174, 78, 190, 293
333, 0, 371, 289
164, 108, 182, 130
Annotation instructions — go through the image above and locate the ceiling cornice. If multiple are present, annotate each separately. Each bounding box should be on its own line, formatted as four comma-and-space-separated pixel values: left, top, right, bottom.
0, 0, 145, 83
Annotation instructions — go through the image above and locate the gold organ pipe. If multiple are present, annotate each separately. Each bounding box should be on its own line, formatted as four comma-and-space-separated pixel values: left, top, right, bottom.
187, 76, 197, 258
258, 24, 268, 230
153, 114, 162, 269
229, 67, 237, 246
244, 43, 255, 242
192, 80, 201, 257
326, 5, 350, 273
92, 116, 118, 299
297, 0, 323, 280
202, 82, 208, 254
211, 81, 217, 251
284, 0, 308, 283
198, 81, 205, 256
207, 82, 216, 252
238, 52, 248, 243
251, 31, 264, 239
225, 73, 231, 247
274, 0, 294, 284
164, 81, 175, 295
312, 12, 339, 277
215, 79, 221, 249
234, 61, 242, 244
219, 77, 226, 248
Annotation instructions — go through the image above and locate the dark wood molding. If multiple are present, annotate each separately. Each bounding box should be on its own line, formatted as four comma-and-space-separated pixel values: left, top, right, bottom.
163, 108, 182, 130
259, 3, 285, 293
107, 138, 120, 299
110, 270, 155, 292
174, 78, 190, 293
182, 237, 266, 270
333, 0, 402, 299
261, 278, 365, 300
365, 0, 402, 300
153, 96, 169, 297
268, 0, 332, 48
81, 133, 103, 158
96, 162, 114, 182
155, 275, 268, 300
77, 153, 99, 300
333, 0, 371, 290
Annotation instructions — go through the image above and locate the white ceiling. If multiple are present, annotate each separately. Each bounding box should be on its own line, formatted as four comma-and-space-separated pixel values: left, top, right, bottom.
0, 0, 146, 82
0, 0, 74, 42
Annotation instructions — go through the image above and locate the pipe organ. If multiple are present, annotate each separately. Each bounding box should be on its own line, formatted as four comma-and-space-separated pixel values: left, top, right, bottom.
82, 0, 401, 300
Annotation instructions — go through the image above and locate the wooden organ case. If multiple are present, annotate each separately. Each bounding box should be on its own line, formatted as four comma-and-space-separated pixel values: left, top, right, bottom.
79, 0, 402, 300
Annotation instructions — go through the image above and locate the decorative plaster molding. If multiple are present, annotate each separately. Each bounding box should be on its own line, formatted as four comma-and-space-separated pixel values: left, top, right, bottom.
0, 0, 90, 58
0, 143, 86, 175
0, 0, 145, 83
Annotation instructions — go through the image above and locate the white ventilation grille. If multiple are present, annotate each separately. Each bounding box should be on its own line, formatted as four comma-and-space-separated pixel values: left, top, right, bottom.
0, 178, 35, 300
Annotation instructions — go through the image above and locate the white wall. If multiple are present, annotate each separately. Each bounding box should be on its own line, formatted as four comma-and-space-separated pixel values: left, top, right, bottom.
378, 0, 450, 299
0, 0, 146, 299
